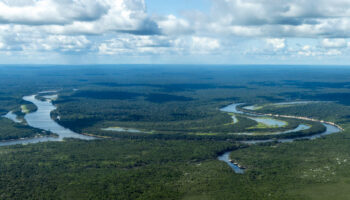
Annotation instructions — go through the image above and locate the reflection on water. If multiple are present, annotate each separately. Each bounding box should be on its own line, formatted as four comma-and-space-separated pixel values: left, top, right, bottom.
220, 103, 245, 114
279, 124, 309, 134
248, 117, 286, 127
3, 111, 22, 123
23, 95, 94, 140
0, 94, 95, 147
218, 103, 342, 174
218, 152, 245, 174
220, 103, 288, 128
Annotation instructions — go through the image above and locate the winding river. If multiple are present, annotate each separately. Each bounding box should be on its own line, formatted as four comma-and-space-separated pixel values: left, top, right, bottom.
0, 94, 94, 147
0, 96, 343, 174
217, 103, 343, 174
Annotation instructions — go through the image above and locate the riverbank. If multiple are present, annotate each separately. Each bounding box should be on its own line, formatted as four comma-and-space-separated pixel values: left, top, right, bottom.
236, 104, 344, 131
218, 103, 343, 173
0, 93, 95, 147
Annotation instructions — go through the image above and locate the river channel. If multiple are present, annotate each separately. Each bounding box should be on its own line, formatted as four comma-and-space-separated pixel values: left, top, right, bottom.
0, 94, 94, 147
0, 96, 343, 173
217, 103, 342, 174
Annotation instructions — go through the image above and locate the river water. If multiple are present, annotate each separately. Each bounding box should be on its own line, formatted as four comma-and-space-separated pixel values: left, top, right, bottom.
0, 94, 94, 147
218, 103, 342, 173
3, 111, 22, 123
0, 97, 343, 173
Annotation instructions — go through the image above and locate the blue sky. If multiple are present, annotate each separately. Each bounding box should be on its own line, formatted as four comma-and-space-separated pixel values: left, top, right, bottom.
146, 0, 211, 15
0, 0, 350, 65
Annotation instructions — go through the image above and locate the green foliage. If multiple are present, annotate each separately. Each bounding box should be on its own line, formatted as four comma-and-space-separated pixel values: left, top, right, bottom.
0, 65, 350, 199
0, 139, 239, 200
230, 130, 350, 200
0, 118, 50, 140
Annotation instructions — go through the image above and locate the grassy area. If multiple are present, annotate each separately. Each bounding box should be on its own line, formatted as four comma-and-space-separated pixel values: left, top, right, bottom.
20, 105, 30, 114
248, 120, 288, 129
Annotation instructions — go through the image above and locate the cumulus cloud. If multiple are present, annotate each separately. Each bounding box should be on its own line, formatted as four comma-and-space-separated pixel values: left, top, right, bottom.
266, 38, 286, 50
0, 0, 159, 35
157, 15, 193, 35
321, 39, 348, 48
1, 0, 350, 63
38, 35, 91, 52
0, 25, 92, 53
205, 0, 350, 38
0, 0, 108, 25
325, 49, 342, 56
187, 37, 220, 53
293, 44, 343, 57
211, 0, 350, 26
98, 35, 220, 55
98, 35, 171, 55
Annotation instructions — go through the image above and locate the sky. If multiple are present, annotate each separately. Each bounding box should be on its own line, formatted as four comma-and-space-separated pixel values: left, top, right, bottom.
1, 0, 350, 65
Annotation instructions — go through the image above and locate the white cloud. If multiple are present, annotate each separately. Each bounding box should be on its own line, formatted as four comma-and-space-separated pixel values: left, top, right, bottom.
157, 15, 192, 35
98, 35, 170, 55
9, 0, 350, 39
302, 45, 311, 51
297, 44, 343, 57
0, 25, 91, 53
0, 0, 108, 25
321, 38, 348, 48
0, 0, 159, 35
171, 36, 221, 55
266, 38, 285, 50
1, 0, 350, 63
191, 37, 220, 51
298, 45, 317, 56
210, 0, 350, 25
40, 35, 91, 52
325, 49, 342, 55
201, 0, 350, 38
98, 35, 220, 55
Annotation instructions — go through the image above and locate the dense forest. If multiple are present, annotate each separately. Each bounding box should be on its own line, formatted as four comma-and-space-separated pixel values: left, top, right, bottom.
0, 139, 242, 199
0, 65, 350, 199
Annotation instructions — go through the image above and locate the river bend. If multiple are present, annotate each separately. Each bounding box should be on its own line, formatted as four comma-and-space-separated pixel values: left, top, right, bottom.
0, 94, 94, 147
218, 103, 343, 173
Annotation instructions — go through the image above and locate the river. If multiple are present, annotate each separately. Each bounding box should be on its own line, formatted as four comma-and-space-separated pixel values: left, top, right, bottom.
0, 97, 343, 171
3, 111, 22, 123
0, 94, 94, 147
217, 103, 342, 173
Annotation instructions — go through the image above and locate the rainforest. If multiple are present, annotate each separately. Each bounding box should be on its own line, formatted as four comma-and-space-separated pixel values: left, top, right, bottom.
1, 65, 350, 200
